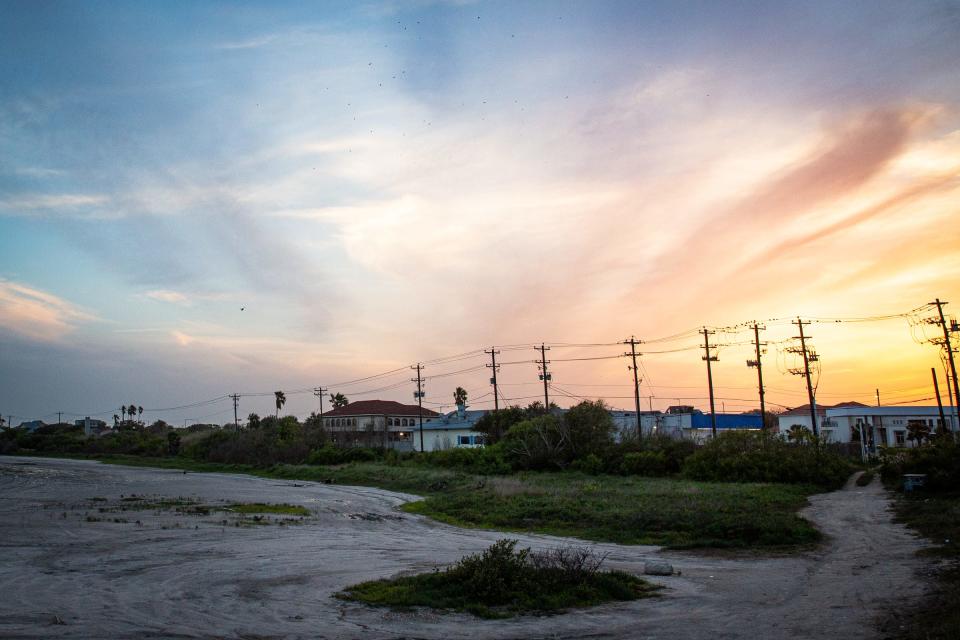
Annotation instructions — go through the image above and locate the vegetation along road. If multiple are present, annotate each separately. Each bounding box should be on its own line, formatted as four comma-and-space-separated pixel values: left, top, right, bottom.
0, 456, 932, 639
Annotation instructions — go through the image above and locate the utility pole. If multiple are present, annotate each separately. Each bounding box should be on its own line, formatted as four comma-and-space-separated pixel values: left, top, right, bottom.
932, 368, 947, 433
537, 343, 551, 410
57, 411, 62, 426
313, 387, 327, 420
230, 394, 240, 433
876, 389, 881, 407
412, 364, 425, 452
485, 348, 500, 414
931, 299, 960, 432
624, 336, 643, 439
791, 317, 819, 437
700, 328, 718, 438
746, 323, 766, 430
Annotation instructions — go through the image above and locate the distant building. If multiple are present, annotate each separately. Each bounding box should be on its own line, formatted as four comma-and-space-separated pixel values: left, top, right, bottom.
322, 400, 440, 450
75, 417, 109, 436
17, 420, 47, 433
777, 403, 957, 448
419, 405, 490, 451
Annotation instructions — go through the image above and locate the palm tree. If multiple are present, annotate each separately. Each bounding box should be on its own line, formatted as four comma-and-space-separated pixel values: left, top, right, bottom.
454, 387, 468, 407
128, 404, 137, 425
787, 424, 812, 444
120, 406, 126, 423
274, 391, 286, 419
113, 414, 120, 428
329, 393, 349, 408
138, 406, 143, 425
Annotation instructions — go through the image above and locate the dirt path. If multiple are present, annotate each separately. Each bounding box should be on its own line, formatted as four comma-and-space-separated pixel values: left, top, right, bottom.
0, 458, 931, 639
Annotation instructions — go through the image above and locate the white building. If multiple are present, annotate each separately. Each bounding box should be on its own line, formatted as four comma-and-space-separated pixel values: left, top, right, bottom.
777, 402, 957, 449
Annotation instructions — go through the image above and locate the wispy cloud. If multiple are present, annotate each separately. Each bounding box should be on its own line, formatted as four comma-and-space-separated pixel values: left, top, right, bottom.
145, 290, 190, 305
0, 280, 95, 342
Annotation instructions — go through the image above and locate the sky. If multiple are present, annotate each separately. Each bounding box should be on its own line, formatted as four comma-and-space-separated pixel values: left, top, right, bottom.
1, 0, 959, 427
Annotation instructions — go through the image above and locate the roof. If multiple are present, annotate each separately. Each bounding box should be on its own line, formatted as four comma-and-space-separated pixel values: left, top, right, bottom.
826, 405, 956, 418
323, 400, 439, 418
780, 401, 868, 416
422, 409, 490, 430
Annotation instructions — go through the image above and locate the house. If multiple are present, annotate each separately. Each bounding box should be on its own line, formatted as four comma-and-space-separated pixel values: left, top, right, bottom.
322, 400, 440, 450
776, 403, 957, 448
17, 420, 46, 433
418, 406, 490, 451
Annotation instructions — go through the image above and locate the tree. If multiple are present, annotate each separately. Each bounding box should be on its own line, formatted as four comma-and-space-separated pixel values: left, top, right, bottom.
274, 391, 286, 419
113, 414, 120, 428
127, 404, 137, 425
329, 392, 349, 408
138, 406, 143, 425
906, 420, 931, 447
474, 406, 528, 445
167, 431, 181, 456
561, 400, 615, 459
120, 406, 126, 423
787, 424, 813, 444
247, 413, 261, 430
454, 387, 468, 406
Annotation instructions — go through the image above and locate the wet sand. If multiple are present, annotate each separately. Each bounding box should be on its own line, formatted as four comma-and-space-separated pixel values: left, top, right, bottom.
0, 456, 930, 639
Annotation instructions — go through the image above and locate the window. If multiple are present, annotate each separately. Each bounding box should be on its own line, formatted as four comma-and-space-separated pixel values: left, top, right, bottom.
458, 435, 471, 445
401, 418, 409, 427
895, 431, 906, 447
387, 418, 394, 426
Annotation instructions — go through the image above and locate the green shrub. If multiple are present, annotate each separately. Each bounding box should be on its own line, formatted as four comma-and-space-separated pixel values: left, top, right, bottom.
417, 445, 510, 475
621, 451, 668, 476
879, 435, 960, 492
571, 453, 605, 475
682, 431, 852, 488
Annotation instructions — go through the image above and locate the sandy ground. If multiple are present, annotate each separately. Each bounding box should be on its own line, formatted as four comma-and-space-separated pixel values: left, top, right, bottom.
0, 456, 931, 640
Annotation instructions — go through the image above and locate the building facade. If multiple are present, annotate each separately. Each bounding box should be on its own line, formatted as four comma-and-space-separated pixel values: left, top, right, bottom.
321, 400, 440, 450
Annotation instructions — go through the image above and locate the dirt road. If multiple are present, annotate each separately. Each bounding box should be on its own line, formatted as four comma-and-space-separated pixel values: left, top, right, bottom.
0, 457, 930, 639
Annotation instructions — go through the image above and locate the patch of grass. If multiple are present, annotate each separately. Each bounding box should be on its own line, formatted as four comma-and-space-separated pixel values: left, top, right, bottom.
887, 491, 960, 639
337, 539, 658, 618
224, 502, 311, 516
83, 456, 821, 549
856, 470, 875, 486
405, 472, 821, 549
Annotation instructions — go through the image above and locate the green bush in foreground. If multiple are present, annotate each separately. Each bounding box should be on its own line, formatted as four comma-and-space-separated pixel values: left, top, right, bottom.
336, 539, 657, 618
682, 431, 852, 488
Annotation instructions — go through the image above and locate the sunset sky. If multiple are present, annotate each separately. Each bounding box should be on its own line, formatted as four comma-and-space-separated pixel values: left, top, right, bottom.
1, 1, 959, 426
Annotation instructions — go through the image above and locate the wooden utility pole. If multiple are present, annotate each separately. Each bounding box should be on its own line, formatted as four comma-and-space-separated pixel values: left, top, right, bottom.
313, 387, 327, 420
932, 299, 960, 432
230, 394, 240, 433
537, 344, 551, 410
932, 368, 947, 433
624, 336, 643, 439
485, 348, 500, 414
747, 323, 766, 430
412, 364, 425, 452
700, 328, 718, 437
791, 317, 819, 438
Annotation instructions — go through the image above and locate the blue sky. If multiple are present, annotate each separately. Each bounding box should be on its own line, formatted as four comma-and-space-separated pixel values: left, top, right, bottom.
2, 1, 959, 425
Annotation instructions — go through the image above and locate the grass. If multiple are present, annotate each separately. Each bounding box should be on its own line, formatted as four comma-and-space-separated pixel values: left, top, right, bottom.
886, 491, 960, 640
224, 502, 311, 516
77, 455, 824, 549
337, 539, 659, 618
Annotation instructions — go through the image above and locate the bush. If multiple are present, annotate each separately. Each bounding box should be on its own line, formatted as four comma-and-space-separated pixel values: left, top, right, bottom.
501, 415, 567, 470
879, 435, 960, 491
621, 451, 668, 476
682, 431, 852, 488
337, 539, 656, 618
416, 445, 510, 475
